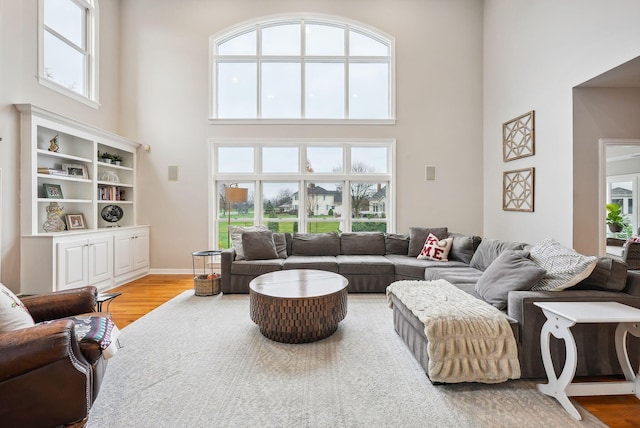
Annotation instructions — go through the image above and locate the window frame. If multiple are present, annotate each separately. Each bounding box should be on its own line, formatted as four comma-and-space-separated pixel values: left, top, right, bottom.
37, 0, 99, 108
209, 139, 396, 249
209, 14, 396, 124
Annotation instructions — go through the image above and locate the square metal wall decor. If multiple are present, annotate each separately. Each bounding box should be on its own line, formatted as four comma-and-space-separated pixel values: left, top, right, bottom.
502, 110, 535, 162
503, 167, 534, 212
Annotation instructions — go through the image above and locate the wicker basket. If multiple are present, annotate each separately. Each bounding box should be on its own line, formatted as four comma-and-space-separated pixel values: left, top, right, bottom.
194, 274, 221, 296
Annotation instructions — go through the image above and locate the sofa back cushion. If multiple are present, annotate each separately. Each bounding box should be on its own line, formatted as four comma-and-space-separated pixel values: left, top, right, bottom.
572, 257, 627, 292
448, 233, 482, 264
408, 227, 449, 257
469, 238, 527, 271
385, 233, 410, 255
292, 232, 340, 256
341, 232, 386, 255
242, 230, 279, 261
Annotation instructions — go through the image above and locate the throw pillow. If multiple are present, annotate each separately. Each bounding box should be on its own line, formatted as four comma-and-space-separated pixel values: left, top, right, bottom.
475, 250, 547, 310
448, 233, 482, 264
417, 233, 454, 261
408, 227, 449, 257
0, 283, 35, 332
272, 233, 288, 259
529, 238, 598, 291
229, 225, 269, 260
242, 230, 279, 261
469, 238, 527, 271
385, 233, 410, 255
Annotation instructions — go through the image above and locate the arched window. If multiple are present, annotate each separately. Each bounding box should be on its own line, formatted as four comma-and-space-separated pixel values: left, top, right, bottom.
210, 15, 395, 122
38, 0, 98, 106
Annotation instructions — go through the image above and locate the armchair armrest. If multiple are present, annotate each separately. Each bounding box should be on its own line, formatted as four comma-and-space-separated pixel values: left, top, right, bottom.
623, 241, 640, 270
21, 286, 97, 323
0, 320, 89, 382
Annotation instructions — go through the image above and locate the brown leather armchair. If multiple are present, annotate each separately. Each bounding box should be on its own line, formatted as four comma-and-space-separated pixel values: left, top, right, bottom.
0, 286, 110, 428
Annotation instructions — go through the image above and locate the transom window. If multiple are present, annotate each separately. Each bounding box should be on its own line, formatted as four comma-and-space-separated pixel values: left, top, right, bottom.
38, 0, 98, 106
211, 141, 395, 249
210, 16, 395, 121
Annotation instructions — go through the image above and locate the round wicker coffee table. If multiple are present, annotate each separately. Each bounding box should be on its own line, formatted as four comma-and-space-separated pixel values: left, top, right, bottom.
249, 269, 348, 344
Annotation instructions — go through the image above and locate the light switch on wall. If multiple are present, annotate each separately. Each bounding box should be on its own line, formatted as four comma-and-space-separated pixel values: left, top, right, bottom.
425, 165, 436, 181
168, 165, 178, 181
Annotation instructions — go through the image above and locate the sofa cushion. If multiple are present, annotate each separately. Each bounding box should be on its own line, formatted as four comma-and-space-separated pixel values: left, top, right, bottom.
408, 227, 449, 257
292, 232, 340, 256
417, 233, 454, 261
469, 238, 527, 271
0, 283, 35, 332
573, 257, 627, 292
423, 266, 483, 286
475, 250, 547, 310
529, 238, 598, 291
283, 255, 339, 272
336, 255, 395, 275
273, 233, 288, 259
340, 232, 386, 255
242, 230, 279, 261
229, 225, 269, 260
230, 259, 284, 276
385, 233, 410, 255
448, 233, 482, 264
385, 255, 468, 279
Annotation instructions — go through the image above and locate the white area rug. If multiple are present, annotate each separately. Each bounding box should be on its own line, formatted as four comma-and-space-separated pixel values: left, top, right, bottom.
88, 292, 605, 427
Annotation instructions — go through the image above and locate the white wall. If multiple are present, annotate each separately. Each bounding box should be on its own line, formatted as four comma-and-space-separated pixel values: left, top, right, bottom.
483, 0, 640, 248
120, 0, 485, 270
573, 88, 640, 254
0, 0, 122, 291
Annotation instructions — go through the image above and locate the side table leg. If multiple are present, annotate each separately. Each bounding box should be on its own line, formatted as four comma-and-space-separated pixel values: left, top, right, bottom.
537, 313, 581, 420
615, 322, 640, 396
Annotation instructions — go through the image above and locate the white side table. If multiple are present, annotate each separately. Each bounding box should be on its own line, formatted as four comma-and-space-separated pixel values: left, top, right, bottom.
535, 301, 640, 420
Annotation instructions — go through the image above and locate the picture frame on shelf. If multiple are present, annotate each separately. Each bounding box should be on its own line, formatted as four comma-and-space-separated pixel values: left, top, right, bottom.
63, 163, 88, 179
43, 183, 63, 199
65, 213, 86, 230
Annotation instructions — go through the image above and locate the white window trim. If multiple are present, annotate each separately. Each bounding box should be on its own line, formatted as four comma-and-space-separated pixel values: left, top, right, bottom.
208, 139, 396, 249
208, 13, 396, 124
37, 0, 100, 108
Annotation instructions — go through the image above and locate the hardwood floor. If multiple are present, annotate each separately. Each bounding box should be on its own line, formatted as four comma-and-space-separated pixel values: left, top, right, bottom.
104, 274, 640, 427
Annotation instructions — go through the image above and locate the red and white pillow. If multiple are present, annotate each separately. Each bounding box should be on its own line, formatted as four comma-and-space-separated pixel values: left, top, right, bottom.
417, 233, 454, 261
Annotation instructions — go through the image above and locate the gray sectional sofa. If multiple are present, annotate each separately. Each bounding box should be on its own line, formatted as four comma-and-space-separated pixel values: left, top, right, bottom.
221, 227, 640, 379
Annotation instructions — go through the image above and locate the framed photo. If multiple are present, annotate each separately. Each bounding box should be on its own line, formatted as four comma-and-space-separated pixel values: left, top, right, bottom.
63, 163, 88, 179
502, 110, 535, 162
503, 167, 534, 212
65, 214, 86, 230
43, 183, 64, 199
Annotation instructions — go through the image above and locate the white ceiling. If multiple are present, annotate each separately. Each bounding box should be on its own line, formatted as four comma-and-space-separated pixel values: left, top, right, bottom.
579, 55, 640, 88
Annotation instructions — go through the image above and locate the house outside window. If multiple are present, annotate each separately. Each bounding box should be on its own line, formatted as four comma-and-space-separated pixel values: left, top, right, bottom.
211, 141, 394, 249
39, 0, 98, 106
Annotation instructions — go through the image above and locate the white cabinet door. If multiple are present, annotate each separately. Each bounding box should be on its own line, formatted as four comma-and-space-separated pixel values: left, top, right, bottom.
133, 230, 150, 270
57, 239, 89, 290
88, 236, 113, 284
114, 233, 134, 276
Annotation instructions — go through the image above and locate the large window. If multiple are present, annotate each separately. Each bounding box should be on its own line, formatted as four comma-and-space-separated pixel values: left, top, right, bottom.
39, 0, 98, 106
212, 141, 394, 249
210, 15, 395, 122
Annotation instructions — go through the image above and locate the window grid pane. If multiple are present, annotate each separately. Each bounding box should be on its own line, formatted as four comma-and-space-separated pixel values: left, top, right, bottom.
44, 0, 85, 48
44, 31, 86, 95
217, 62, 257, 118
261, 62, 301, 118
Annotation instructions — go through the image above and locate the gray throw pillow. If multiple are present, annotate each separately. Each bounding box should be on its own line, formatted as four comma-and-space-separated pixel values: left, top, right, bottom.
242, 230, 278, 260
273, 233, 288, 259
292, 232, 340, 256
408, 227, 448, 257
385, 233, 410, 255
469, 238, 527, 271
448, 233, 482, 264
229, 225, 269, 260
341, 232, 386, 255
475, 250, 547, 310
573, 257, 627, 292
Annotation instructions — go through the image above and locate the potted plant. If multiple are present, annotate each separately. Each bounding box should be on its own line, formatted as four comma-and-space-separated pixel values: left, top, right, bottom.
606, 203, 628, 233
112, 154, 122, 166
101, 152, 114, 164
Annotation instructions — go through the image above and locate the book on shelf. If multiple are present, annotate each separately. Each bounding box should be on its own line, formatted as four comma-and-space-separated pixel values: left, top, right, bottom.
37, 167, 68, 176
99, 186, 124, 201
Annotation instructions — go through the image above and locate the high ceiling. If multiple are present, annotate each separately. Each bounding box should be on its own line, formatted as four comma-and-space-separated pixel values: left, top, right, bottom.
579, 55, 640, 88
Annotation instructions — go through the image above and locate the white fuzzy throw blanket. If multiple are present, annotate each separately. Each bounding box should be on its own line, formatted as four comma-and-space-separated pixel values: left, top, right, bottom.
387, 280, 520, 383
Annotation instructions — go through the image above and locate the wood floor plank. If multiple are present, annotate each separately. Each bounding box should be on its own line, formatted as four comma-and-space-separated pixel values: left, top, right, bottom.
104, 274, 640, 427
